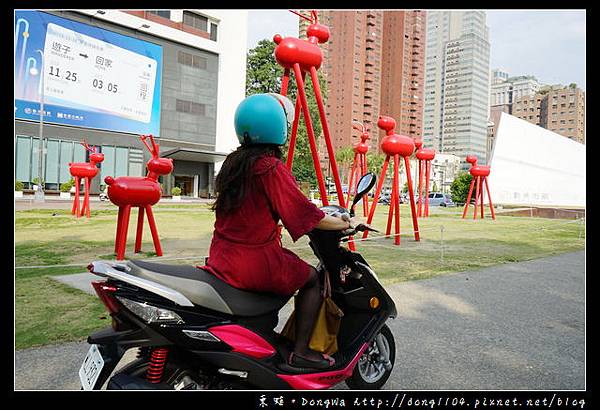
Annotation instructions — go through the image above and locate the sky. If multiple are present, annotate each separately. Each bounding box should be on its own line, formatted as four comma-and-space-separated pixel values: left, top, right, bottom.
246, 9, 586, 91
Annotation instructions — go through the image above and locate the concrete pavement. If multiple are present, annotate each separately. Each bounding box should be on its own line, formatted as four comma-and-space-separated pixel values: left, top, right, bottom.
15, 251, 585, 390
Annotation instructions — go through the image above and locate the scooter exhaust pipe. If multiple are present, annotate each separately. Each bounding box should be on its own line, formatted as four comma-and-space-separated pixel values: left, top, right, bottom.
376, 333, 393, 371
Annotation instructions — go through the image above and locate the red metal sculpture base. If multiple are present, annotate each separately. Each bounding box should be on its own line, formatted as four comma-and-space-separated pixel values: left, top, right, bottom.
363, 116, 420, 245
274, 10, 345, 209
105, 135, 174, 260
69, 141, 104, 218
415, 140, 436, 218
461, 155, 496, 220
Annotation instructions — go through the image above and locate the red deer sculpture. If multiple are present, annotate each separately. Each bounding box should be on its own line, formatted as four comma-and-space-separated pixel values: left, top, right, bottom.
346, 121, 371, 216
461, 155, 496, 220
104, 135, 174, 260
363, 116, 420, 245
414, 140, 436, 218
69, 141, 104, 218
273, 10, 345, 208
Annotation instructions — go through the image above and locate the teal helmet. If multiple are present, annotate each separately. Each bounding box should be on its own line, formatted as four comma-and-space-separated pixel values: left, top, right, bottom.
234, 93, 295, 145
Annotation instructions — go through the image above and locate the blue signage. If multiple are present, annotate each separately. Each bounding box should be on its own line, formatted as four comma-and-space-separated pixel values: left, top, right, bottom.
15, 10, 163, 135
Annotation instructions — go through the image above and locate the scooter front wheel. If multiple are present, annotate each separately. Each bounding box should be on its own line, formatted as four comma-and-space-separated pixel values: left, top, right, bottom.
345, 324, 395, 390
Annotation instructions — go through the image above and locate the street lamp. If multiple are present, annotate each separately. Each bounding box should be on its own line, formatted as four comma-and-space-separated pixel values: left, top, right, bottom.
29, 49, 45, 202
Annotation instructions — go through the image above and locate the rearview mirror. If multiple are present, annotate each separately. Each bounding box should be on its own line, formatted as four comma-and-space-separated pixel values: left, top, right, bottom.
351, 173, 376, 215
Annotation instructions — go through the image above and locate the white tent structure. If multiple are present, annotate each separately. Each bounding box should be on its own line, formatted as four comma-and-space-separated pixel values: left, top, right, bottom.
487, 112, 585, 208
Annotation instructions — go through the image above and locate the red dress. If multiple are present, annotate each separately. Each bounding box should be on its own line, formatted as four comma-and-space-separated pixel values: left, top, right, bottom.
201, 155, 325, 295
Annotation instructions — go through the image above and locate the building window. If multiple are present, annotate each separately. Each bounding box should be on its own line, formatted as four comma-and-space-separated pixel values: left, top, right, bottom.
210, 22, 218, 41
176, 98, 206, 116
177, 50, 207, 69
148, 10, 171, 19
183, 11, 208, 32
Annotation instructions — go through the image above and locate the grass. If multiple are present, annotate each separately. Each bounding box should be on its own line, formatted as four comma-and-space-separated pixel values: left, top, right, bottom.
14, 202, 585, 350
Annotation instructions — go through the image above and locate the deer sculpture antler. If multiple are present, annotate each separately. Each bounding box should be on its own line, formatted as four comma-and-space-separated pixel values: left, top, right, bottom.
290, 9, 316, 23
81, 140, 97, 153
140, 134, 160, 158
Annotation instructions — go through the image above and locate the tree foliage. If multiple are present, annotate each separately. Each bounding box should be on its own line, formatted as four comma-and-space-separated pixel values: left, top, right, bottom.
245, 39, 328, 188
450, 172, 473, 204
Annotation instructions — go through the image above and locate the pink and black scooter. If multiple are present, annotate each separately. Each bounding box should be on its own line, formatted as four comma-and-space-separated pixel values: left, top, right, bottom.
81, 173, 397, 390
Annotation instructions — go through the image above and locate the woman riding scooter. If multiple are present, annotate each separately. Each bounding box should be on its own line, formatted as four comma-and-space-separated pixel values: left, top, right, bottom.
201, 93, 360, 370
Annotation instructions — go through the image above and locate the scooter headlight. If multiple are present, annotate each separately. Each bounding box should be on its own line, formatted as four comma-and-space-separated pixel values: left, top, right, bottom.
116, 296, 184, 324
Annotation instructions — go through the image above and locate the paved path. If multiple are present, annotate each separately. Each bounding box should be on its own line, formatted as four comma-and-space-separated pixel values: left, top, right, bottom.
15, 251, 585, 390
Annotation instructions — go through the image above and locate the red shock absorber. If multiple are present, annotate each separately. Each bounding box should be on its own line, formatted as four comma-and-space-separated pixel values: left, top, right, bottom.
146, 347, 169, 384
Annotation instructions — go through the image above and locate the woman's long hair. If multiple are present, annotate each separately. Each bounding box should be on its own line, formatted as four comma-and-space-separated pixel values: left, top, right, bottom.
211, 144, 282, 215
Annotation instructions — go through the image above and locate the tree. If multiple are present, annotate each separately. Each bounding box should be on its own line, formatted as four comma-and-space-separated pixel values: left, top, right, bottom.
245, 39, 328, 188
450, 172, 473, 204
569, 83, 577, 89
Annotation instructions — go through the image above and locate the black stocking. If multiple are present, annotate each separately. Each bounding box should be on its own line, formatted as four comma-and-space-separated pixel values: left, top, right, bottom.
293, 267, 323, 360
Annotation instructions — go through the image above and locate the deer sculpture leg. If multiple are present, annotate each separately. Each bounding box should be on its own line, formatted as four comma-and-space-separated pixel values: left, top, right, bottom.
484, 177, 496, 220
346, 153, 358, 207
473, 176, 481, 220
285, 97, 303, 170
480, 176, 485, 219
385, 163, 395, 238
425, 160, 431, 217
135, 207, 145, 253
115, 206, 124, 254
363, 155, 390, 239
417, 160, 424, 217
404, 156, 420, 242
393, 154, 401, 245
361, 154, 369, 217
309, 66, 345, 208
116, 205, 132, 260
145, 205, 163, 256
72, 176, 80, 217
462, 178, 476, 218
292, 63, 329, 205
82, 177, 91, 218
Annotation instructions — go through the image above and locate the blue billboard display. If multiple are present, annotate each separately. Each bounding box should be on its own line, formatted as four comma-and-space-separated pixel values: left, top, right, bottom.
15, 10, 163, 135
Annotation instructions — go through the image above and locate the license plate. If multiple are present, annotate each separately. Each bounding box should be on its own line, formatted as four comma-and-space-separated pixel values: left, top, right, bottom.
79, 344, 105, 390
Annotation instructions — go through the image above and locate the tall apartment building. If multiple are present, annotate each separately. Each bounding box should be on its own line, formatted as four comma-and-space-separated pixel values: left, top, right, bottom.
513, 85, 585, 144
299, 10, 425, 153
423, 11, 491, 168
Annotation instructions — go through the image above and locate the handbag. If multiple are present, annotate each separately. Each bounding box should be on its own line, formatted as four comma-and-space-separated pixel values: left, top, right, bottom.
281, 268, 344, 355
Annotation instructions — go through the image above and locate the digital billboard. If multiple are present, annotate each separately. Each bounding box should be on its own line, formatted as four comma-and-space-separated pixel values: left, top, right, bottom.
15, 10, 163, 135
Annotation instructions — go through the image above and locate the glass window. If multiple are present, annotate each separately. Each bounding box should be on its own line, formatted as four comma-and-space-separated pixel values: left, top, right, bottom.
74, 143, 86, 163
148, 10, 171, 19
16, 136, 31, 183
45, 139, 60, 185
59, 141, 73, 184
183, 11, 208, 31
100, 145, 116, 182
210, 22, 218, 41
128, 148, 144, 177
115, 147, 128, 177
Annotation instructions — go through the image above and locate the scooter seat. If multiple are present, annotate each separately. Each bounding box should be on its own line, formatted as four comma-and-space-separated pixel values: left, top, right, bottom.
125, 260, 291, 317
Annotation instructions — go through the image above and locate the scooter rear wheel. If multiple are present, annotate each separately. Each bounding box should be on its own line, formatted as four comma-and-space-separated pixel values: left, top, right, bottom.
345, 324, 395, 390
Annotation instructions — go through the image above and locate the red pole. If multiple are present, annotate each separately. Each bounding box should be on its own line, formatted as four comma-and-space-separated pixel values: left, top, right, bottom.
116, 205, 131, 260
462, 178, 476, 218
480, 175, 485, 219
417, 159, 423, 217
473, 176, 481, 220
425, 160, 431, 217
146, 205, 163, 256
84, 177, 91, 218
393, 154, 401, 245
346, 153, 358, 207
72, 176, 80, 217
484, 177, 496, 220
309, 66, 345, 208
281, 68, 291, 96
404, 156, 420, 241
135, 207, 145, 253
292, 63, 329, 205
361, 154, 369, 217
115, 206, 124, 254
285, 97, 302, 170
363, 155, 390, 239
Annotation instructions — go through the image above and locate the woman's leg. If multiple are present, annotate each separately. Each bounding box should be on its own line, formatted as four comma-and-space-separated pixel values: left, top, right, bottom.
292, 267, 326, 361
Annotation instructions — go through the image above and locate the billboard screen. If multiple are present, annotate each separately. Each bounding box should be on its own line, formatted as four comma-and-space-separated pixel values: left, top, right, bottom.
15, 10, 163, 135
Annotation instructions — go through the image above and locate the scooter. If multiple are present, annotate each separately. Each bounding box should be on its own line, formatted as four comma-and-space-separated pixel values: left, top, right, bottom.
81, 173, 397, 390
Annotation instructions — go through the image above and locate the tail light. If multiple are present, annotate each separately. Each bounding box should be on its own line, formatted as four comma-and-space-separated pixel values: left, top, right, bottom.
91, 280, 120, 315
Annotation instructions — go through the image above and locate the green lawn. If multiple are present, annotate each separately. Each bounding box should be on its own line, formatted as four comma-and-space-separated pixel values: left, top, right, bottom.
15, 202, 585, 350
